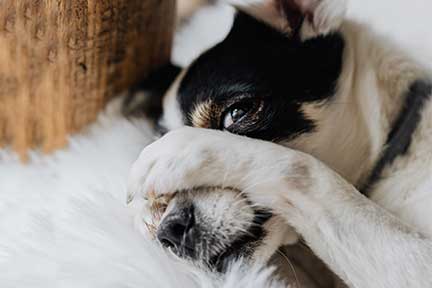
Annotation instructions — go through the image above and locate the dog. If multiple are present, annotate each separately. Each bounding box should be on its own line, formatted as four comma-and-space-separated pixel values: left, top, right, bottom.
126, 0, 432, 287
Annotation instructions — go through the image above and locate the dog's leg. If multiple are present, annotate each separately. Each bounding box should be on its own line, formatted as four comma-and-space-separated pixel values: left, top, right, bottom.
246, 159, 432, 288
128, 127, 432, 288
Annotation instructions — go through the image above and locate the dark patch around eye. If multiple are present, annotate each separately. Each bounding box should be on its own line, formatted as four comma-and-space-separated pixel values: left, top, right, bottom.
178, 11, 344, 142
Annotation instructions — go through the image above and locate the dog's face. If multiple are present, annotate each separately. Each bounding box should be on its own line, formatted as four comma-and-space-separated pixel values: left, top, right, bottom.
153, 0, 350, 271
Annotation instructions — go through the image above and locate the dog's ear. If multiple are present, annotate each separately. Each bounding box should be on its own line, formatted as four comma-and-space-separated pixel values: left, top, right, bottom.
226, 0, 347, 40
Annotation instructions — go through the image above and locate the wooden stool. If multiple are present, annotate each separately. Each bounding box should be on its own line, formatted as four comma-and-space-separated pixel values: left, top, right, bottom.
0, 0, 175, 160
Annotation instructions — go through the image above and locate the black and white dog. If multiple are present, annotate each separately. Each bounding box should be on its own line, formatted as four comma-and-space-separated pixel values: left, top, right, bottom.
127, 0, 432, 287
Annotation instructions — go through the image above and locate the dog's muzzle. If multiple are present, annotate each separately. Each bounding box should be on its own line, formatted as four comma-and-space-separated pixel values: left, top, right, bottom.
155, 188, 273, 272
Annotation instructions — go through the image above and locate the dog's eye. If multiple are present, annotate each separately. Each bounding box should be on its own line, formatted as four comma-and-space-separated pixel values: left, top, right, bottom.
222, 103, 251, 129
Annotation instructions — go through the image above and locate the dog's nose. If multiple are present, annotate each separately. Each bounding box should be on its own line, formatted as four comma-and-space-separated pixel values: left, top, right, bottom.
156, 205, 196, 257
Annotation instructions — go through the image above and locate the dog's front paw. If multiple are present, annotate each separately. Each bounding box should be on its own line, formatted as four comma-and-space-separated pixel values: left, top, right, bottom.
127, 127, 236, 203
126, 126, 317, 210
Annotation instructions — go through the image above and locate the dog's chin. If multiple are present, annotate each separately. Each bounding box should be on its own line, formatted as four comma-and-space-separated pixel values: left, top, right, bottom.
147, 187, 297, 272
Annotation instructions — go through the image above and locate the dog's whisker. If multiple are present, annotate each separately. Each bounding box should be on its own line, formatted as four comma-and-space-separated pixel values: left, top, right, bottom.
277, 248, 301, 288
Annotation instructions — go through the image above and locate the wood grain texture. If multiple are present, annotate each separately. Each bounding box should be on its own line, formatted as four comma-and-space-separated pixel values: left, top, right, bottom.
0, 0, 175, 159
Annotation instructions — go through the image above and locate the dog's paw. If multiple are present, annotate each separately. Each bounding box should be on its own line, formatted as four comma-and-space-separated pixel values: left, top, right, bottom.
126, 126, 318, 212
127, 127, 232, 202
126, 126, 281, 203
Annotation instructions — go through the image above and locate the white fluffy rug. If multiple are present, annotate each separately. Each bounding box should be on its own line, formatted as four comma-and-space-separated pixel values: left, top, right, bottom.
1, 1, 432, 287
0, 99, 282, 288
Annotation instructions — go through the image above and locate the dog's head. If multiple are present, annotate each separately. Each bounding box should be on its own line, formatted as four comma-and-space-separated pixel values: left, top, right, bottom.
149, 0, 361, 273
160, 0, 370, 184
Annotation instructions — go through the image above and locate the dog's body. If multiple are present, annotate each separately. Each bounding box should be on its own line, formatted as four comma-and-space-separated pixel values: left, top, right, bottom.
127, 0, 432, 287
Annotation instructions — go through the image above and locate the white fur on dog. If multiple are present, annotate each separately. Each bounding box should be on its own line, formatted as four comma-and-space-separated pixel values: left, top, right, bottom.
1, 1, 432, 287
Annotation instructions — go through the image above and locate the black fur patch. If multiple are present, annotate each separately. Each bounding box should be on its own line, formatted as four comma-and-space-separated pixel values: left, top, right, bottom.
178, 12, 345, 142
363, 80, 432, 195
123, 63, 181, 120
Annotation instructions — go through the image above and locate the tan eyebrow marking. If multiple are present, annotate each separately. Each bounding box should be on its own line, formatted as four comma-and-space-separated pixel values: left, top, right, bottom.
190, 100, 220, 128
